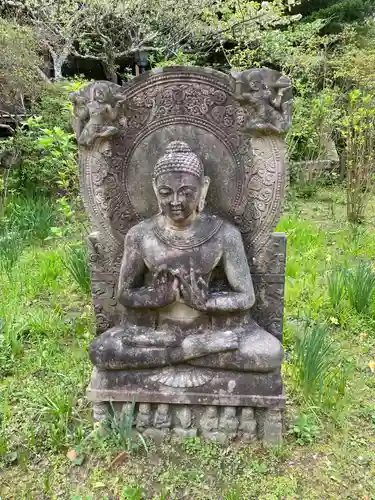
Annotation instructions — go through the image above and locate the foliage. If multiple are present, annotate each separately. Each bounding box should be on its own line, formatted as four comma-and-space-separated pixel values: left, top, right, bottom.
1, 0, 89, 80
288, 413, 320, 445
0, 81, 85, 201
339, 90, 375, 223
293, 323, 336, 400
287, 88, 342, 162
3, 117, 78, 197
344, 261, 375, 315
63, 243, 91, 295
102, 401, 148, 454
0, 17, 44, 114
302, 0, 375, 27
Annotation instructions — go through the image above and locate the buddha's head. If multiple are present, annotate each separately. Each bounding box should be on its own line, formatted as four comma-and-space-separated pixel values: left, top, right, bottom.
153, 141, 210, 226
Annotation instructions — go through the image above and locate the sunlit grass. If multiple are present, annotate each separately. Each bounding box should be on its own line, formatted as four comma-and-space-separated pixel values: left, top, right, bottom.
1, 187, 375, 497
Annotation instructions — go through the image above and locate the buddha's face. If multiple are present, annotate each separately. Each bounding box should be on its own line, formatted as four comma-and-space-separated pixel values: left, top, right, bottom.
154, 171, 207, 224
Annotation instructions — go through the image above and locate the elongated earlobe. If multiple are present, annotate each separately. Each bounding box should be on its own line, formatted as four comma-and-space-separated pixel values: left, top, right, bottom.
198, 176, 210, 213
152, 179, 163, 214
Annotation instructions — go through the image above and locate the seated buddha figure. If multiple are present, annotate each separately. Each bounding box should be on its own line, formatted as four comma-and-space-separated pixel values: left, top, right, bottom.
90, 141, 283, 373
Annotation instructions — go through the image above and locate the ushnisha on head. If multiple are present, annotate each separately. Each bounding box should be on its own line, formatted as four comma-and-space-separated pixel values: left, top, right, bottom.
153, 141, 210, 226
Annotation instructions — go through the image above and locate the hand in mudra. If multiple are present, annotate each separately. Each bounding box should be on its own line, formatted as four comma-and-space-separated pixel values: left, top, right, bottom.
179, 268, 209, 311
152, 266, 179, 307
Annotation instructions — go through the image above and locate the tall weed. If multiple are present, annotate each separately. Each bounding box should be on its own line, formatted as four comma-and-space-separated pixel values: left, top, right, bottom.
102, 401, 148, 454
294, 324, 335, 400
327, 268, 346, 312
0, 232, 22, 276
63, 243, 91, 295
344, 261, 375, 314
6, 196, 56, 242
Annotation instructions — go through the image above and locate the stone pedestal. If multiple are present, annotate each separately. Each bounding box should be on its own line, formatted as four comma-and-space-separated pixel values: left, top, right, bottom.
92, 401, 283, 446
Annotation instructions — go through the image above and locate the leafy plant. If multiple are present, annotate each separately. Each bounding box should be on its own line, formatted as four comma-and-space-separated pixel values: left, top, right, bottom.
288, 413, 320, 445
102, 401, 148, 454
293, 323, 335, 399
340, 90, 375, 224
5, 196, 56, 242
121, 486, 145, 500
327, 268, 346, 312
1, 83, 81, 200
0, 231, 22, 277
344, 261, 375, 314
62, 243, 91, 295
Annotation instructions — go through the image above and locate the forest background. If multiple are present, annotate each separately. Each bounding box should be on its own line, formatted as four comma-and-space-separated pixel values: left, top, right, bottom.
1, 1, 375, 497
1, 0, 375, 216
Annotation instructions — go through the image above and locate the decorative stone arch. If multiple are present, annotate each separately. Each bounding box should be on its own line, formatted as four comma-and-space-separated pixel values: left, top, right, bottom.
73, 66, 290, 339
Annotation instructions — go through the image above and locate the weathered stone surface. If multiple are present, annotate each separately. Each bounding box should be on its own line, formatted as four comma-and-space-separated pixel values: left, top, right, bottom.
239, 408, 257, 442
72, 66, 292, 444
92, 403, 282, 444
263, 409, 283, 447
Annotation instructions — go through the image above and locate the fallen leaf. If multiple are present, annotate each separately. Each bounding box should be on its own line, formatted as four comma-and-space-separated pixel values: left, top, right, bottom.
368, 361, 375, 373
108, 450, 129, 469
66, 449, 77, 461
93, 482, 106, 488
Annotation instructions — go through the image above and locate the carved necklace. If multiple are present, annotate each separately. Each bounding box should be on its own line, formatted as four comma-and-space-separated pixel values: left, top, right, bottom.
152, 212, 223, 250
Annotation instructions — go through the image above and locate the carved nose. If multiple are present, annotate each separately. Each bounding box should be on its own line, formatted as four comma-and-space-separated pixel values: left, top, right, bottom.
171, 193, 180, 205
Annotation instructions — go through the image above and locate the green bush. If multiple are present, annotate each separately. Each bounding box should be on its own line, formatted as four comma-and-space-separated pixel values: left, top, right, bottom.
0, 80, 87, 200
344, 261, 375, 315
293, 323, 335, 399
5, 196, 57, 241
63, 243, 91, 295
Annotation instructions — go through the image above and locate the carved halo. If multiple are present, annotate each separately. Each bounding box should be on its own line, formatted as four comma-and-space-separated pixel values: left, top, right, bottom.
79, 67, 287, 257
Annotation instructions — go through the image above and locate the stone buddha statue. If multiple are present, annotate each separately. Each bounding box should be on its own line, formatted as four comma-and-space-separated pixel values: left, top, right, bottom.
89, 141, 283, 373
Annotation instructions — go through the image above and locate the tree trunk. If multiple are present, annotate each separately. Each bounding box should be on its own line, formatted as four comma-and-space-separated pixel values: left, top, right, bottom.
103, 61, 118, 83
53, 55, 65, 80
51, 45, 71, 80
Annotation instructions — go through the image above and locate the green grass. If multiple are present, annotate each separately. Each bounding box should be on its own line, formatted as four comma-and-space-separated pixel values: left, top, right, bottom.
1, 188, 375, 498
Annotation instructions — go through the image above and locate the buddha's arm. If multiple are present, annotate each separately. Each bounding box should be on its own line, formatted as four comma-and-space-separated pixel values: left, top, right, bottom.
205, 225, 255, 313
117, 228, 168, 310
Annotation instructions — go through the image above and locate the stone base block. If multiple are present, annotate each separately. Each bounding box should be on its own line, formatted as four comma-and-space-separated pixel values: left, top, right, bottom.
88, 366, 284, 446
92, 401, 283, 446
87, 366, 284, 407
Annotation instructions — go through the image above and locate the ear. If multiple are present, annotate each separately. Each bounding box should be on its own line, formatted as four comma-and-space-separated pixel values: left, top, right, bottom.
198, 176, 210, 213
152, 178, 163, 214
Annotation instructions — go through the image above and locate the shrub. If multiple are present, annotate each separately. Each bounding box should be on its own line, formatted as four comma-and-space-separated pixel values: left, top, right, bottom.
63, 243, 91, 295
4, 116, 78, 198
293, 323, 335, 399
344, 261, 375, 314
340, 90, 375, 224
0, 80, 87, 201
288, 413, 320, 446
327, 268, 346, 312
5, 195, 57, 242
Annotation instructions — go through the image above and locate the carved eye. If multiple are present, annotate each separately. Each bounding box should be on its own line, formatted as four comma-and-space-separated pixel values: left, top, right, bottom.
158, 188, 171, 197
180, 188, 195, 197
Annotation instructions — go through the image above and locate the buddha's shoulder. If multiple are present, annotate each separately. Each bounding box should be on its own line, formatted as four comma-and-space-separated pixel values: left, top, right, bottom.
124, 219, 155, 242
199, 213, 242, 244
217, 218, 243, 242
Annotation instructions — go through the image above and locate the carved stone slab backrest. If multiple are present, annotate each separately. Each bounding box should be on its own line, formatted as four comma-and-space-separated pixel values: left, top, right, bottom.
71, 67, 292, 339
